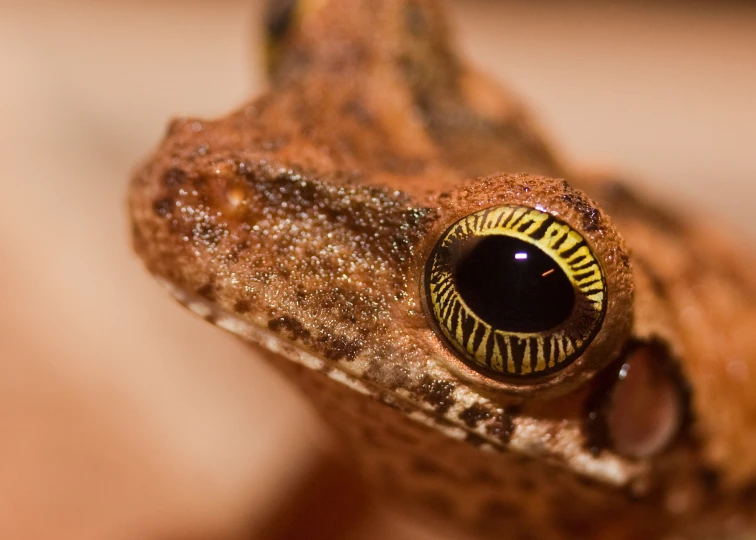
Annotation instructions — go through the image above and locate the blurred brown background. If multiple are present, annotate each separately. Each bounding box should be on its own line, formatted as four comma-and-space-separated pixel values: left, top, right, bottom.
1, 1, 755, 539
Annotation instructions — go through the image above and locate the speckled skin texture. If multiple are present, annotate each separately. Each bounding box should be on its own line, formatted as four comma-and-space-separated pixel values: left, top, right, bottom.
128, 0, 756, 538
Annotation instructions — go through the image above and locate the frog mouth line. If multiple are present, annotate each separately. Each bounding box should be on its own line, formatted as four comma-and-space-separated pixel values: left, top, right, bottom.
154, 276, 648, 492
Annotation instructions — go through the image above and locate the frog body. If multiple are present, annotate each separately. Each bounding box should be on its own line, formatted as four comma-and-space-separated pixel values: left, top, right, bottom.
128, 1, 756, 538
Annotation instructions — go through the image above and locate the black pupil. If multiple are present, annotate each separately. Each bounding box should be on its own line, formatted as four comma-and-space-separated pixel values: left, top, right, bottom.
453, 235, 575, 333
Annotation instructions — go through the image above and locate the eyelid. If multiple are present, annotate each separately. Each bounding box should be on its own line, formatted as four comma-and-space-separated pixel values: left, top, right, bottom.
424, 204, 608, 386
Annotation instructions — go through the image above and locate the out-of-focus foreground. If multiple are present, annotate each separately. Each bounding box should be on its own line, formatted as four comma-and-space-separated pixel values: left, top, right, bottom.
1, 1, 755, 539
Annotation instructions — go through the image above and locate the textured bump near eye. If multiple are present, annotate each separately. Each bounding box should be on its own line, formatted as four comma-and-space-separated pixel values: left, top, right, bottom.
424, 205, 607, 381
590, 343, 685, 460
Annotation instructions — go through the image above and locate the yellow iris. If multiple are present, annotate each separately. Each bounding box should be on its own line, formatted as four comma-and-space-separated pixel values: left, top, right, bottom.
425, 205, 607, 380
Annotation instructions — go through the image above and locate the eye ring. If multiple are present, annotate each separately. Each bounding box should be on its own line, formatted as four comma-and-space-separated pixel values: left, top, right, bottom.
424, 205, 608, 384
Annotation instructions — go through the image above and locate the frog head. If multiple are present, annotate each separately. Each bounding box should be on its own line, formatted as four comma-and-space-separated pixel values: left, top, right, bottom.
128, 0, 755, 537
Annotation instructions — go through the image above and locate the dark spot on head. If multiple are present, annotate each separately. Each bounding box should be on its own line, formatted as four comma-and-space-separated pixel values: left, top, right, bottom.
268, 316, 311, 342
562, 189, 602, 233
584, 208, 601, 232
192, 221, 225, 247
460, 403, 491, 428
699, 467, 721, 492
320, 334, 362, 361
162, 167, 187, 188
506, 404, 522, 416
234, 300, 251, 314
485, 413, 514, 444
153, 198, 174, 217
415, 375, 455, 415
196, 283, 216, 301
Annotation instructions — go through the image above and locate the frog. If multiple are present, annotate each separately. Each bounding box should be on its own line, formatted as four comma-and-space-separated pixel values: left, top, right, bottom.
127, 0, 756, 538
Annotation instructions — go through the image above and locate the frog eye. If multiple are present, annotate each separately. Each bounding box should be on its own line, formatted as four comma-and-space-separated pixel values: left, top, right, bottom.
424, 205, 607, 384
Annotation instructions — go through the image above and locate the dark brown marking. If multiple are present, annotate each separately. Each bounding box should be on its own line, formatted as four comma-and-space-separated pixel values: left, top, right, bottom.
415, 375, 456, 414
699, 467, 721, 492
152, 198, 174, 217
268, 316, 312, 342
320, 334, 362, 361
460, 403, 491, 428
234, 300, 251, 314
196, 283, 216, 301
561, 186, 603, 233
162, 167, 187, 188
485, 412, 514, 445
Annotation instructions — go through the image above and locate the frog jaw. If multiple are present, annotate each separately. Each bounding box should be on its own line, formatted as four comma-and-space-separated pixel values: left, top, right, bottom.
154, 275, 648, 492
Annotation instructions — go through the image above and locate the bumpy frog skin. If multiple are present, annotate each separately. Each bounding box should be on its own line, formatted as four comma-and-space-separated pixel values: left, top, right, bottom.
128, 1, 756, 538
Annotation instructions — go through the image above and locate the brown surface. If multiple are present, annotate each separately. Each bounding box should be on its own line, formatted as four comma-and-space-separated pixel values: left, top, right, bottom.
1, 1, 755, 539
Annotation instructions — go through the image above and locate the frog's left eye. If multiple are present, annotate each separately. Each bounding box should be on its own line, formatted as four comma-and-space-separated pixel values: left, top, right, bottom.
424, 205, 607, 385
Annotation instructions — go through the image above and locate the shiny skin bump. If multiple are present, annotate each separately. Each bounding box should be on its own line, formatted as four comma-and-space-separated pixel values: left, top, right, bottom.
425, 205, 608, 380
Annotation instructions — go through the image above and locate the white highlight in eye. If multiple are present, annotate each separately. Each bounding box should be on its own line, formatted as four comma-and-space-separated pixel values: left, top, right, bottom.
618, 362, 631, 380
514, 252, 528, 260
